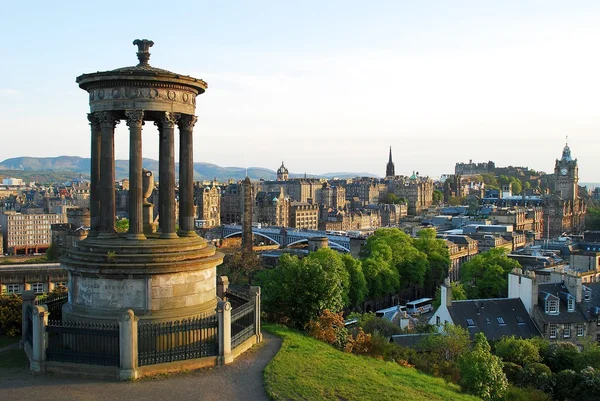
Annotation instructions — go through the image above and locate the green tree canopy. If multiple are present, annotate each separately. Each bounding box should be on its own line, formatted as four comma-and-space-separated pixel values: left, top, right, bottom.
340, 254, 368, 309
461, 248, 522, 298
458, 332, 508, 401
494, 336, 541, 366
263, 252, 349, 329
432, 189, 443, 204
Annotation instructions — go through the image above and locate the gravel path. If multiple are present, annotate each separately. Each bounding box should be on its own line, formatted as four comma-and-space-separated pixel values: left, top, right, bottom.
0, 333, 282, 401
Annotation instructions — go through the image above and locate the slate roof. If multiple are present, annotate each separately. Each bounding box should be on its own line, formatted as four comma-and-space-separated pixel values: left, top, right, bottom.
581, 282, 600, 321
448, 298, 540, 341
536, 283, 588, 324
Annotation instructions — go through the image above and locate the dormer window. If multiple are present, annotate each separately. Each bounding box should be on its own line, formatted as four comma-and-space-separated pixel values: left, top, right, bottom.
584, 286, 592, 302
545, 299, 559, 315
568, 298, 575, 312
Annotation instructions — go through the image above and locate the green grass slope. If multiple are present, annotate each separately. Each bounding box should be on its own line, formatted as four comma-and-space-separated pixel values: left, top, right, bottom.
264, 325, 479, 401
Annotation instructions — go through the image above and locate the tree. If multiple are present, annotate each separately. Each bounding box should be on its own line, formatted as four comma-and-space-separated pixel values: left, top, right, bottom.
0, 295, 22, 336
586, 207, 600, 231
461, 248, 522, 298
494, 336, 541, 366
432, 189, 443, 205
458, 332, 508, 401
448, 196, 466, 206
341, 254, 367, 309
222, 251, 263, 284
361, 256, 399, 298
45, 242, 61, 260
516, 362, 554, 395
510, 178, 523, 195
263, 250, 350, 329
414, 229, 450, 295
544, 342, 579, 372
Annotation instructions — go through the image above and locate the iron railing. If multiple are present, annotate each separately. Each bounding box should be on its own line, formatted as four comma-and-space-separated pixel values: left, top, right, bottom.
138, 315, 219, 367
25, 304, 33, 346
225, 284, 253, 309
41, 293, 68, 321
46, 320, 120, 366
231, 299, 255, 349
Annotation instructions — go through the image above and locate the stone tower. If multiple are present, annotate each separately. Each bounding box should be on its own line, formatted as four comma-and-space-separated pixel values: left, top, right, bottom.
61, 40, 224, 323
242, 176, 253, 253
386, 146, 395, 177
553, 141, 579, 200
277, 161, 289, 181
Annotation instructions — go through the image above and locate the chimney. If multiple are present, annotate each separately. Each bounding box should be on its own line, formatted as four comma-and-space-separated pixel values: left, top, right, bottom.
441, 278, 453, 308
565, 274, 582, 303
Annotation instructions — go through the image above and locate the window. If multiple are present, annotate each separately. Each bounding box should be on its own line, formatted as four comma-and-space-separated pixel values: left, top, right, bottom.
549, 324, 557, 339
516, 316, 525, 324
466, 318, 475, 327
485, 317, 491, 324
577, 324, 584, 337
497, 317, 505, 325
436, 316, 440, 326
568, 298, 575, 312
31, 282, 44, 294
546, 299, 559, 315
6, 284, 21, 295
563, 324, 571, 338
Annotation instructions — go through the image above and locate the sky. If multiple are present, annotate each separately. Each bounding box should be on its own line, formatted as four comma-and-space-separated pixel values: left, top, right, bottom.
1, 1, 599, 182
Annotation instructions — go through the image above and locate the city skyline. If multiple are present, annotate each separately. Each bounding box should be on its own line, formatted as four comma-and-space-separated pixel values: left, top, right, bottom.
1, 1, 599, 181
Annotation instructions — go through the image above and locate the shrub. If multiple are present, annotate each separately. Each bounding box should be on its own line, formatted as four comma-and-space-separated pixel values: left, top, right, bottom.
516, 362, 554, 396
504, 386, 551, 401
344, 327, 372, 355
0, 295, 23, 336
360, 314, 404, 337
502, 361, 522, 383
306, 310, 349, 350
553, 369, 578, 401
494, 336, 541, 366
544, 342, 579, 372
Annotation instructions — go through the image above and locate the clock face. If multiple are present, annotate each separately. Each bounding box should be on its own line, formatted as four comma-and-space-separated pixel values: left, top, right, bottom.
560, 168, 568, 176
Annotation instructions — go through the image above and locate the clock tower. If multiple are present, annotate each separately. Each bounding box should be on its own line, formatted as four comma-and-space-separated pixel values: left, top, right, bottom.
553, 141, 578, 200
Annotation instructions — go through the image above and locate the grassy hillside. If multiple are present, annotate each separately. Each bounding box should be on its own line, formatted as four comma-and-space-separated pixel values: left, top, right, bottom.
263, 325, 479, 401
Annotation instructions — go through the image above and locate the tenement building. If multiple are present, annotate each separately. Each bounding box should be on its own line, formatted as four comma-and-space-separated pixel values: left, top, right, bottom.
289, 201, 319, 230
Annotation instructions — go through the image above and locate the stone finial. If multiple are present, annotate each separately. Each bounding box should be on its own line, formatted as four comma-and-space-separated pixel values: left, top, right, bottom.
133, 39, 154, 66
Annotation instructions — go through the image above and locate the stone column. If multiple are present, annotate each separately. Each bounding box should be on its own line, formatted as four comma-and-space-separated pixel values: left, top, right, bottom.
87, 114, 101, 237
250, 286, 262, 343
178, 115, 198, 237
118, 309, 139, 380
217, 276, 229, 299
125, 110, 145, 240
30, 305, 48, 372
155, 112, 179, 239
217, 300, 232, 365
96, 111, 120, 238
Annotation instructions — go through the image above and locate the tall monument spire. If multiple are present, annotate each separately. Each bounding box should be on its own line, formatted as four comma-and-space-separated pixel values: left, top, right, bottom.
386, 146, 395, 177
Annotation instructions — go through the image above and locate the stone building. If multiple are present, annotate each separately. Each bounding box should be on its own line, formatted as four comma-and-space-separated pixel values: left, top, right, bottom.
0, 263, 68, 295
321, 183, 346, 210
378, 203, 407, 227
387, 174, 434, 215
255, 188, 289, 227
276, 161, 289, 181
1, 210, 66, 255
51, 208, 90, 254
544, 143, 586, 238
195, 181, 221, 228
289, 202, 319, 230
220, 181, 242, 225
345, 178, 381, 207
455, 159, 496, 176
490, 207, 544, 240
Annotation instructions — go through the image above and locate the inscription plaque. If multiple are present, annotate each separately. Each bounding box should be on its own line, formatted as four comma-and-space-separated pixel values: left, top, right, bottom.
75, 277, 145, 309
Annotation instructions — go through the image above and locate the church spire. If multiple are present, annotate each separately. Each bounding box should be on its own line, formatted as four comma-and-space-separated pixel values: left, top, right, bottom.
386, 146, 395, 177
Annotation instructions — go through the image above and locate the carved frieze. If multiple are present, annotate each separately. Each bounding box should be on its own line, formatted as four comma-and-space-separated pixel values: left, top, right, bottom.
88, 86, 196, 105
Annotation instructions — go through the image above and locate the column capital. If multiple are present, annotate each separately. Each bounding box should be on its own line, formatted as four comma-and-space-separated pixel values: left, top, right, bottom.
87, 113, 101, 131
125, 110, 145, 128
154, 112, 180, 130
95, 111, 121, 129
178, 114, 198, 131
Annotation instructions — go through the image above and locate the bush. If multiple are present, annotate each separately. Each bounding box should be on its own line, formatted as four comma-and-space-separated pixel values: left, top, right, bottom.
553, 369, 578, 401
544, 342, 579, 372
344, 328, 372, 355
516, 362, 554, 396
494, 336, 541, 366
503, 361, 522, 383
0, 295, 22, 336
306, 310, 349, 350
504, 386, 551, 401
360, 314, 404, 337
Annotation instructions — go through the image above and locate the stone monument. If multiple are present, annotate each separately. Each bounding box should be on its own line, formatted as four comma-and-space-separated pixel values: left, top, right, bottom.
61, 39, 223, 323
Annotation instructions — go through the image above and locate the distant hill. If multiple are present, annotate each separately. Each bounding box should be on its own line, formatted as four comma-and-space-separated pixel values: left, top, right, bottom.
0, 156, 378, 182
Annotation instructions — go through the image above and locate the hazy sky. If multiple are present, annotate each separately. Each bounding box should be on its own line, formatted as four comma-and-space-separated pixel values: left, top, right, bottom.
1, 1, 599, 181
